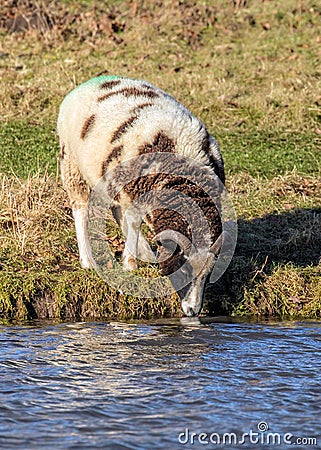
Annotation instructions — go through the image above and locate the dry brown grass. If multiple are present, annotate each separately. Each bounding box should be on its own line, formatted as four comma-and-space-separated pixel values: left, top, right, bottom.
0, 172, 180, 321
228, 170, 321, 218
0, 171, 68, 261
1, 170, 320, 321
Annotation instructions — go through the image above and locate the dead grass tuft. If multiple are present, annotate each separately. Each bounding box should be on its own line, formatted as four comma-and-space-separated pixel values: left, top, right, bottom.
0, 171, 69, 261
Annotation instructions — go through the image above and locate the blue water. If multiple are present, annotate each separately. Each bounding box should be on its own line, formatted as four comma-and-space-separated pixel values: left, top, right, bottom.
0, 319, 321, 449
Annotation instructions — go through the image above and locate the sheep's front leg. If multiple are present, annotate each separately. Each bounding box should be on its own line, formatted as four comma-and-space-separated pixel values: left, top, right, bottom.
122, 209, 140, 271
112, 204, 155, 270
123, 228, 156, 270
73, 206, 95, 269
137, 232, 157, 263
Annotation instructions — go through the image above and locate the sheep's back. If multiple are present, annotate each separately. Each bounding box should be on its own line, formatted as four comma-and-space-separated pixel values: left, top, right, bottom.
57, 76, 217, 187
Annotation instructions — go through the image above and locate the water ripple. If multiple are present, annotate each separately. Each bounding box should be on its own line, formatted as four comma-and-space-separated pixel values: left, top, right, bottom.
0, 320, 321, 449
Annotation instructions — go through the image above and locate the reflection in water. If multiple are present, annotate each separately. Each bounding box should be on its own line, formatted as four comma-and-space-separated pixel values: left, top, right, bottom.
0, 319, 321, 449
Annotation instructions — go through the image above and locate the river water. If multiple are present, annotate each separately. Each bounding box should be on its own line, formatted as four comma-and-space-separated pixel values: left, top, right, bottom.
0, 318, 320, 449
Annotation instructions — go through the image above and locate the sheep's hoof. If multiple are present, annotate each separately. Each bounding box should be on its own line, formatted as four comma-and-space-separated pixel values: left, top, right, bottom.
80, 258, 95, 269
122, 255, 137, 271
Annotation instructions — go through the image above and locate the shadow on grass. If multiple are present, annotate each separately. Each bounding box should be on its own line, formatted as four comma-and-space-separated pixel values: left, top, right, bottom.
206, 207, 321, 318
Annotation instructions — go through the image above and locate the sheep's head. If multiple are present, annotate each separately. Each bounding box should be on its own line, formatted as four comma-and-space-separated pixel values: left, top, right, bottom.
154, 230, 223, 316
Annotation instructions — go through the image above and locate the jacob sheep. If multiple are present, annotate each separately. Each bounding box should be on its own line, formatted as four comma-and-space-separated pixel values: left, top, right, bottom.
57, 75, 225, 316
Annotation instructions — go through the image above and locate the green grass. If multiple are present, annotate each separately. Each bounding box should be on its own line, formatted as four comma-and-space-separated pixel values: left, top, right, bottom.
1, 121, 320, 180
219, 131, 321, 178
0, 0, 321, 321
0, 121, 58, 177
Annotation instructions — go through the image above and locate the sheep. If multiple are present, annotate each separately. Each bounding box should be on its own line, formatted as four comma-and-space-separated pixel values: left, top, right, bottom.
57, 75, 226, 317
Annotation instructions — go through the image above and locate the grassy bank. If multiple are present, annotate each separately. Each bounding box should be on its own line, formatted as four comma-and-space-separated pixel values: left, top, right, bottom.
0, 173, 180, 321
0, 0, 320, 321
1, 169, 320, 321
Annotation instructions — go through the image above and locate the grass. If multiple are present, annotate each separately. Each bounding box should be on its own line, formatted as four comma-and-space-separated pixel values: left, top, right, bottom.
207, 172, 321, 318
1, 122, 320, 179
0, 0, 320, 321
0, 121, 58, 177
0, 173, 179, 321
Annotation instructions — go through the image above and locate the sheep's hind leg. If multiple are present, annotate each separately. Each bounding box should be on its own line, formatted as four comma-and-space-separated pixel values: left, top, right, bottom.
73, 206, 95, 269
61, 152, 94, 269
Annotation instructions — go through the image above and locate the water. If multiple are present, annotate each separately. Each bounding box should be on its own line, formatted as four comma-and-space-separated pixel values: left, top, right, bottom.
0, 318, 321, 449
